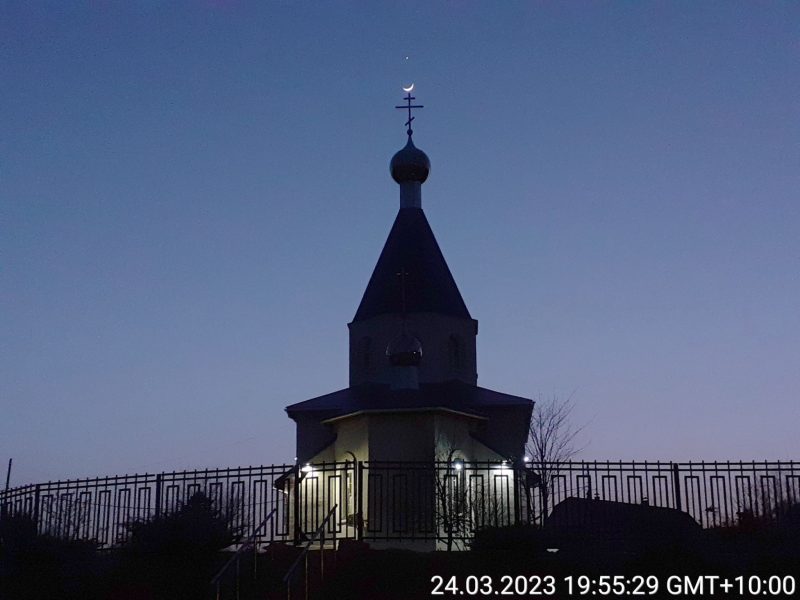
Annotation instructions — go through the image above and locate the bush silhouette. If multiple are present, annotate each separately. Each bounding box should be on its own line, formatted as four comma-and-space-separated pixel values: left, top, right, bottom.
0, 512, 100, 600
115, 492, 240, 600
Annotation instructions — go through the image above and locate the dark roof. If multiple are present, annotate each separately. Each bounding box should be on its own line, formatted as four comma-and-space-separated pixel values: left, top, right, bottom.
352, 208, 472, 322
285, 380, 531, 420
545, 497, 702, 541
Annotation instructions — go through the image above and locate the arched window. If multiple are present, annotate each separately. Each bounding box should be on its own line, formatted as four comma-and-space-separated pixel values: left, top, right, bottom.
448, 334, 463, 370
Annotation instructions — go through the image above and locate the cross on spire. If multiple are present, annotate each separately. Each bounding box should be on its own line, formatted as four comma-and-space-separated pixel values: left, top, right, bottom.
395, 89, 423, 136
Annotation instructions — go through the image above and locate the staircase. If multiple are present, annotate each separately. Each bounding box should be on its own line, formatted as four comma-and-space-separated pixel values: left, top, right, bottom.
212, 506, 339, 600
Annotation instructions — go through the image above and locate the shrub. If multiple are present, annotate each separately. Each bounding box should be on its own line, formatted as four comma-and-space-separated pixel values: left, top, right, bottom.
115, 492, 240, 600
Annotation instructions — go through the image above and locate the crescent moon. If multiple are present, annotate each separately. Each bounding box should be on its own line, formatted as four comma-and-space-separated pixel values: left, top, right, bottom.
402, 83, 414, 92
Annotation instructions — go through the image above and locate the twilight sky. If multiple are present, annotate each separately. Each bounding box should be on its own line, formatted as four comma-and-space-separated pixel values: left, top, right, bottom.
2, 2, 798, 486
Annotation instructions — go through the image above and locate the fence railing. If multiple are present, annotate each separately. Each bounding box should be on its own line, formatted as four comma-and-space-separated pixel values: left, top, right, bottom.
2, 460, 797, 549
530, 460, 800, 529
0, 465, 293, 548
297, 461, 522, 549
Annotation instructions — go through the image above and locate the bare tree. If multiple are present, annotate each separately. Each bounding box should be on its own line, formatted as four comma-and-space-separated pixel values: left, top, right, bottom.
432, 432, 479, 551
525, 393, 585, 525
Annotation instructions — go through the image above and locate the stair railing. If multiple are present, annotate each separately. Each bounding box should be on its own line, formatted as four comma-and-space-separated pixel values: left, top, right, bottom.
283, 504, 338, 600
211, 507, 277, 600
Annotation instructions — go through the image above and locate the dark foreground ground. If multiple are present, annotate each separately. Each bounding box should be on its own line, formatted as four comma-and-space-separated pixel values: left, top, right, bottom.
2, 517, 799, 599
317, 528, 800, 600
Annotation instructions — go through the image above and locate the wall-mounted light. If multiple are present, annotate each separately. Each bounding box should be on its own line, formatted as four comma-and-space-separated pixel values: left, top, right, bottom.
301, 464, 313, 474
454, 460, 464, 471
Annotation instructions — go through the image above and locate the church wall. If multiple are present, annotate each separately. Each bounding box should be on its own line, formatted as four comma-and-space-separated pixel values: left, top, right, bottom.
293, 414, 336, 463
320, 410, 513, 465
348, 312, 478, 386
366, 412, 435, 462
292, 410, 521, 550
332, 415, 369, 462
433, 413, 504, 462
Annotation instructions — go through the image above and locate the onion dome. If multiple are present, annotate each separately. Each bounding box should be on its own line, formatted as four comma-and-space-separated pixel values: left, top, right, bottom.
386, 331, 423, 367
390, 137, 430, 184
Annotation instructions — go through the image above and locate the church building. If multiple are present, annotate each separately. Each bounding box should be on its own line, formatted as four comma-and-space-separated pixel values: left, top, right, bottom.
285, 94, 533, 471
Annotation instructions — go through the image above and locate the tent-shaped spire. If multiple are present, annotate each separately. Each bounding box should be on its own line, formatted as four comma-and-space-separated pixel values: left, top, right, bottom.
352, 207, 471, 322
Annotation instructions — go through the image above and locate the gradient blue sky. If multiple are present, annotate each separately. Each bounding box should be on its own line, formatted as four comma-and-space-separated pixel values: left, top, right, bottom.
2, 2, 798, 486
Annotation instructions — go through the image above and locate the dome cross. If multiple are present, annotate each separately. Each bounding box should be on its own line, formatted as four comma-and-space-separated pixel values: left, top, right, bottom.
395, 89, 423, 136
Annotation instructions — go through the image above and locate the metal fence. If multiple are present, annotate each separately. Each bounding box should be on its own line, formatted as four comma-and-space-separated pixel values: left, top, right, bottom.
1, 460, 797, 549
529, 460, 800, 529
299, 461, 522, 549
0, 465, 293, 548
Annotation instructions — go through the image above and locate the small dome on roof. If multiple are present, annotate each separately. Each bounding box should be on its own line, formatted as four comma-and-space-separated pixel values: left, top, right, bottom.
390, 137, 430, 184
386, 331, 422, 367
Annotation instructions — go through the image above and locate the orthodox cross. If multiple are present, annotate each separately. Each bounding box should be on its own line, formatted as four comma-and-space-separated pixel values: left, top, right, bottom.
395, 90, 423, 136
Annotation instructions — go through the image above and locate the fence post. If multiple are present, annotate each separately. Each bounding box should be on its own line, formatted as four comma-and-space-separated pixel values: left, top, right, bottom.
320, 523, 325, 582
513, 466, 521, 525
356, 461, 364, 541
672, 463, 682, 511
33, 484, 41, 532
154, 474, 162, 519
293, 464, 302, 545
520, 463, 532, 523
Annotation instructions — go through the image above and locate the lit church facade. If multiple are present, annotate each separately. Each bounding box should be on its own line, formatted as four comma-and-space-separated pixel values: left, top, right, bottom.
284, 95, 533, 547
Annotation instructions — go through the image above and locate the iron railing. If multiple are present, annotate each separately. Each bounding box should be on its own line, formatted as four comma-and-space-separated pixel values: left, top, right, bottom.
2, 460, 797, 549
0, 465, 292, 548
284, 504, 338, 600
528, 460, 800, 528
211, 507, 277, 600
